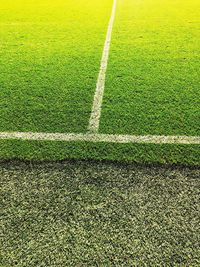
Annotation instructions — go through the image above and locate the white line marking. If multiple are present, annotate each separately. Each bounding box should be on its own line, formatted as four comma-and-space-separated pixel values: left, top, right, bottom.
1, 0, 199, 147
0, 132, 199, 144
88, 0, 117, 133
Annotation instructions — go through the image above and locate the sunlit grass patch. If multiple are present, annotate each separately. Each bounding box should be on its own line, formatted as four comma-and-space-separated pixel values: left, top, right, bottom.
0, 0, 112, 133
100, 0, 200, 136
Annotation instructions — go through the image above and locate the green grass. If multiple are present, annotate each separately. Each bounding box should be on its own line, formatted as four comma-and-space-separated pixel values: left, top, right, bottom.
0, 139, 200, 166
1, 161, 200, 266
0, 0, 199, 165
0, 0, 112, 133
100, 0, 200, 136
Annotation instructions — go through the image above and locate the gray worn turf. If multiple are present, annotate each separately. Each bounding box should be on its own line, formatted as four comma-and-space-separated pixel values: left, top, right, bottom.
1, 161, 200, 266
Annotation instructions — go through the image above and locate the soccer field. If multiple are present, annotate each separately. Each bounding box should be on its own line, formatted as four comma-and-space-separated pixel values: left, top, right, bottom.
0, 0, 200, 165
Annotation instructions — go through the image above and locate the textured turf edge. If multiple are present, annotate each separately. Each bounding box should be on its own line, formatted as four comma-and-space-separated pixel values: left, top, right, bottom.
0, 139, 199, 166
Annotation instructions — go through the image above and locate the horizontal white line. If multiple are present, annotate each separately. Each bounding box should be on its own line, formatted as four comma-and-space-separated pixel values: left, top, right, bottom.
0, 132, 199, 144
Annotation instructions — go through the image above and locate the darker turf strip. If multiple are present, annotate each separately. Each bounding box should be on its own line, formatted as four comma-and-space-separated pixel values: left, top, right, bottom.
1, 161, 200, 266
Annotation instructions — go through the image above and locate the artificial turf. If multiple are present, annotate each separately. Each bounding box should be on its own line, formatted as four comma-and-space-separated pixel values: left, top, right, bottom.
0, 0, 112, 133
1, 161, 200, 266
0, 139, 200, 166
100, 0, 200, 136
0, 0, 199, 164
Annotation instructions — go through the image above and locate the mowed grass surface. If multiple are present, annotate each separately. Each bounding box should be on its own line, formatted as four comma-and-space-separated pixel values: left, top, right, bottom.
1, 161, 200, 266
100, 0, 200, 136
0, 0, 112, 133
0, 0, 199, 164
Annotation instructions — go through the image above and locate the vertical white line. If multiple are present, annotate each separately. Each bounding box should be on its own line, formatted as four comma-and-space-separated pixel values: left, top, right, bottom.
88, 0, 117, 133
